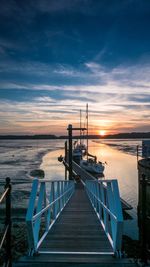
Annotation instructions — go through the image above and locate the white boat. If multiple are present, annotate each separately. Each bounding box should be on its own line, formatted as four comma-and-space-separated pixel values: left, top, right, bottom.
80, 158, 105, 174
80, 104, 105, 174
72, 141, 82, 163
76, 109, 87, 154
72, 110, 87, 162
73, 146, 82, 157
75, 142, 87, 154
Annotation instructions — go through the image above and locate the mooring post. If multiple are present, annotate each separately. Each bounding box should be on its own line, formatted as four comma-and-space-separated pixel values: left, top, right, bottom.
65, 141, 68, 180
5, 177, 12, 267
65, 141, 67, 162
141, 173, 147, 264
68, 124, 72, 180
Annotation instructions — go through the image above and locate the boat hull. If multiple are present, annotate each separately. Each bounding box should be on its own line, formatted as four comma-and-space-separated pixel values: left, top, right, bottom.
80, 160, 104, 174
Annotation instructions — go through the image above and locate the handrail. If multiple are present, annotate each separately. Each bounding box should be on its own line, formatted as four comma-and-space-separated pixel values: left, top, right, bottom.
88, 189, 117, 221
0, 187, 9, 203
26, 179, 75, 254
0, 177, 12, 267
0, 180, 74, 186
85, 179, 123, 257
0, 225, 9, 250
32, 185, 74, 222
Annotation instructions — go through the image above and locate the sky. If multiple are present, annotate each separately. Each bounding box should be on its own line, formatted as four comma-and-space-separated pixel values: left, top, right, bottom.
0, 0, 150, 136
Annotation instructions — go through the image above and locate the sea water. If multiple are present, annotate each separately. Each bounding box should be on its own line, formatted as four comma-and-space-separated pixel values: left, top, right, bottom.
0, 138, 141, 239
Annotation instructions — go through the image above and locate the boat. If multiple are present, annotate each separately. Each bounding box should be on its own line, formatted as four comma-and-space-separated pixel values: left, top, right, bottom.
74, 142, 87, 155
72, 141, 82, 164
72, 110, 86, 163
80, 158, 105, 174
80, 104, 105, 174
77, 109, 87, 153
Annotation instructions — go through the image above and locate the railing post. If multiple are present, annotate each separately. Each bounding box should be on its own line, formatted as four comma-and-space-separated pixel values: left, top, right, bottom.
51, 182, 55, 220
26, 178, 39, 253
25, 180, 75, 256
5, 177, 11, 267
34, 182, 46, 247
85, 179, 123, 255
65, 141, 68, 180
68, 124, 73, 180
60, 182, 63, 210
62, 181, 65, 207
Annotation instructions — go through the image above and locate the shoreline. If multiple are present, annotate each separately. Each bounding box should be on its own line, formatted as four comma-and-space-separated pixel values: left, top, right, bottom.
0, 145, 62, 265
93, 139, 140, 157
0, 144, 63, 182
0, 145, 63, 211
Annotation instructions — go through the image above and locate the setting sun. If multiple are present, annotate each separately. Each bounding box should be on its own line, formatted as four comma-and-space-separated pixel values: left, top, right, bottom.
99, 130, 106, 136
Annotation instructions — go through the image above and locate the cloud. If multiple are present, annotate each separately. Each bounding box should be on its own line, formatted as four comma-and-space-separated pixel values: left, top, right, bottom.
1, 58, 150, 90
0, 0, 150, 134
30, 0, 111, 15
0, 30, 150, 134
0, 61, 150, 113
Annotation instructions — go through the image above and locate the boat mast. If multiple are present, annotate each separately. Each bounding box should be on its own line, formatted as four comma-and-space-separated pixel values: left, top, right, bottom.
86, 103, 88, 160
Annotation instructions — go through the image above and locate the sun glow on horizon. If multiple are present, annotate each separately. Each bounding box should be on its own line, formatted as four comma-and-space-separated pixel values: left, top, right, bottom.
99, 130, 106, 136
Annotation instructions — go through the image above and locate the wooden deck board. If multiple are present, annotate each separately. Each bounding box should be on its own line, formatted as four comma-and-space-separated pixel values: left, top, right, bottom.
39, 182, 113, 254
72, 161, 133, 211
14, 182, 137, 266
14, 254, 137, 266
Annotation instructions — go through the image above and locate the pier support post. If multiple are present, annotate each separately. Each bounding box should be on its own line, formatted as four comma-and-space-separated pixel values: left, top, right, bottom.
65, 141, 67, 162
5, 177, 12, 267
138, 157, 150, 263
140, 174, 148, 264
65, 141, 68, 180
68, 124, 73, 180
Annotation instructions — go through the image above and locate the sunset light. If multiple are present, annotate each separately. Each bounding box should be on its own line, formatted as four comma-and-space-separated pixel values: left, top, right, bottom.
99, 130, 106, 136
0, 1, 149, 136
0, 1, 150, 263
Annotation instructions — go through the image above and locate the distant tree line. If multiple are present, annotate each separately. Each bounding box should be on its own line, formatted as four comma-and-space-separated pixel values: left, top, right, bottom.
0, 132, 150, 139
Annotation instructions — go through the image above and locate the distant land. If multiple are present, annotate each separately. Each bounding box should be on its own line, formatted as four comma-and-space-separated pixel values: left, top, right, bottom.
0, 132, 150, 139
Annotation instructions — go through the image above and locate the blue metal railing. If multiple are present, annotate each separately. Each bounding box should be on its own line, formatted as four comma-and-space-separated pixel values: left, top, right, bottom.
26, 179, 75, 254
85, 179, 123, 257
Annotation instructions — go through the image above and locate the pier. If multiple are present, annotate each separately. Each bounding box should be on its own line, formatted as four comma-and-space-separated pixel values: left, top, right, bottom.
63, 158, 132, 212
12, 124, 136, 266
12, 176, 137, 267
0, 124, 139, 267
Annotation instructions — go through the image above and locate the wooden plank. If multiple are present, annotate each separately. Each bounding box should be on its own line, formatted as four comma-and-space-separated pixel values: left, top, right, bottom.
14, 181, 137, 266
72, 161, 133, 211
14, 263, 138, 267
39, 183, 113, 255
14, 254, 138, 266
13, 263, 138, 267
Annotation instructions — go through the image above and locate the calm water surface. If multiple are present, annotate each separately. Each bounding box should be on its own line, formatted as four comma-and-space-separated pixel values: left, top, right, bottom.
0, 139, 141, 239
89, 140, 139, 239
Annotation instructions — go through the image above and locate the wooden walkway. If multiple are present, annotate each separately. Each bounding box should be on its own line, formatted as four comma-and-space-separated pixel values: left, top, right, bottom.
72, 161, 132, 211
39, 182, 113, 254
14, 182, 137, 267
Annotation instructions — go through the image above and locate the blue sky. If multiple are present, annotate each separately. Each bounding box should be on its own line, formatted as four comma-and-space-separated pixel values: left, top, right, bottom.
0, 0, 150, 135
